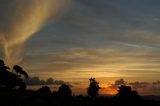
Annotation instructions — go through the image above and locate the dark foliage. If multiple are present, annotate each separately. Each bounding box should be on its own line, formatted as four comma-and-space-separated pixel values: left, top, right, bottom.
0, 90, 159, 106
37, 86, 52, 96
0, 59, 160, 106
114, 85, 141, 105
87, 78, 100, 98
0, 59, 28, 90
58, 84, 72, 97
13, 65, 29, 79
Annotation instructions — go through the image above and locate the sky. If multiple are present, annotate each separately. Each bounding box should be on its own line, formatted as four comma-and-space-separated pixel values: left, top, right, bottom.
1, 0, 160, 95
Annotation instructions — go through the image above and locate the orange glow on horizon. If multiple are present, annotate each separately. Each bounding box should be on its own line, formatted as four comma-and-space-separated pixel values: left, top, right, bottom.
100, 87, 118, 95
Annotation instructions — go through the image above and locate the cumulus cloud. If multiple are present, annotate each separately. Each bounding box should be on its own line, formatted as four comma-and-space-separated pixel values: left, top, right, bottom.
129, 81, 160, 95
108, 79, 160, 95
115, 79, 127, 85
24, 77, 72, 87
129, 82, 150, 89
110, 79, 127, 88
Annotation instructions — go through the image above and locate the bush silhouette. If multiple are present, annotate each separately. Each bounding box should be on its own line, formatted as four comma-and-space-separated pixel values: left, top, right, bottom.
58, 84, 72, 97
116, 85, 141, 102
87, 78, 100, 98
37, 86, 52, 96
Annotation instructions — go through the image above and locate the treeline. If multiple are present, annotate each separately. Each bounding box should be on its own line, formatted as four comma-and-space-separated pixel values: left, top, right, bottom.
0, 59, 160, 106
0, 78, 159, 106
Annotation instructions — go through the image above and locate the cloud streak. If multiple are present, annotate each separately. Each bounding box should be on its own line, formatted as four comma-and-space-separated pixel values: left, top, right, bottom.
0, 0, 70, 66
0, 1, 160, 94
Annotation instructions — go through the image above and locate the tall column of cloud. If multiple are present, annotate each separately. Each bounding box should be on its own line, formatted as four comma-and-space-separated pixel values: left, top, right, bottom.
0, 0, 70, 66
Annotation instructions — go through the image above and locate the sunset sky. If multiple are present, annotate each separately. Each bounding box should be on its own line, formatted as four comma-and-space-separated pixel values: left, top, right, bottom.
0, 0, 160, 95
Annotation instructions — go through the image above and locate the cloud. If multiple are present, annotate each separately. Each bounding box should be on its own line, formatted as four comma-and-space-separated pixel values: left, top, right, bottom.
60, 0, 160, 45
24, 76, 72, 87
23, 46, 160, 80
115, 79, 127, 85
0, 0, 71, 66
129, 81, 160, 95
129, 82, 150, 89
109, 79, 127, 89
22, 0, 160, 78
0, 0, 158, 81
108, 79, 160, 95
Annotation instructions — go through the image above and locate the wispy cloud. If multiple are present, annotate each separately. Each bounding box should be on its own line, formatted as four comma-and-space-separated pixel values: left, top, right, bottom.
1, 0, 160, 86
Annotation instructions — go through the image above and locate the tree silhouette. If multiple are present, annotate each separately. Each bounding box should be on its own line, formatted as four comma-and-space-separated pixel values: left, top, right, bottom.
0, 59, 10, 72
87, 78, 100, 98
58, 84, 72, 97
0, 59, 28, 90
116, 85, 141, 102
13, 65, 29, 78
37, 86, 52, 96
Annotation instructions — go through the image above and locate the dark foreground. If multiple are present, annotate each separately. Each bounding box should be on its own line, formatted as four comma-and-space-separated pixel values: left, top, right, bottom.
0, 90, 160, 106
